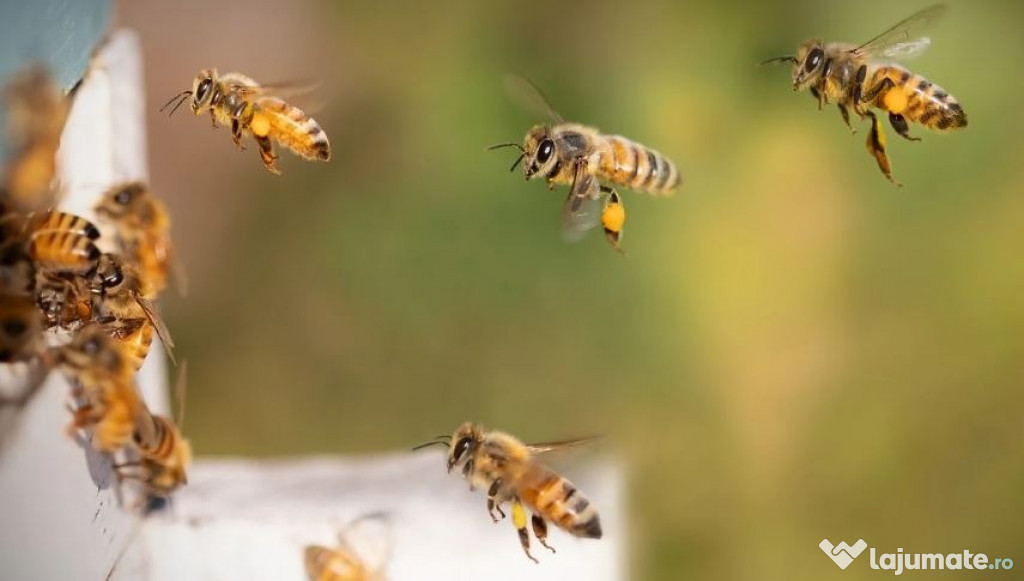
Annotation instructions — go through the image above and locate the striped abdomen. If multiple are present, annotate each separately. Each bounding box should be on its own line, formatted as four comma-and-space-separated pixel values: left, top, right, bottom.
253, 97, 331, 161
29, 230, 100, 273
116, 320, 154, 370
518, 465, 602, 539
137, 414, 177, 460
869, 66, 967, 131
28, 211, 100, 239
595, 135, 680, 195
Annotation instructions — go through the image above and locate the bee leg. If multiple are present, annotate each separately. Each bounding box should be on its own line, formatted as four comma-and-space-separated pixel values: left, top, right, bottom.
861, 77, 896, 105
600, 187, 626, 256
230, 120, 247, 151
809, 87, 823, 111
837, 104, 856, 134
512, 499, 538, 563
209, 111, 217, 129
254, 135, 282, 175
865, 110, 901, 187
532, 514, 556, 553
888, 113, 920, 142
488, 498, 506, 522
487, 479, 506, 522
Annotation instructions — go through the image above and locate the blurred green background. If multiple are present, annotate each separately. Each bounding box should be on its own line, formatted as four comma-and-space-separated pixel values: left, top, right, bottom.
122, 0, 1023, 578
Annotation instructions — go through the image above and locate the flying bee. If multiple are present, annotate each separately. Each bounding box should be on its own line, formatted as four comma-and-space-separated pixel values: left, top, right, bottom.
416, 423, 602, 563
303, 513, 392, 581
56, 324, 154, 453
90, 253, 176, 369
762, 4, 967, 185
161, 69, 331, 174
94, 181, 184, 295
490, 76, 681, 253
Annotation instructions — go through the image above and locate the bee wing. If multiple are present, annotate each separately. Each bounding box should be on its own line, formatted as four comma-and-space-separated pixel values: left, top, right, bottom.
337, 513, 392, 574
225, 78, 322, 101
504, 75, 565, 124
561, 159, 602, 242
134, 294, 176, 365
526, 434, 603, 455
851, 4, 946, 59
880, 38, 932, 60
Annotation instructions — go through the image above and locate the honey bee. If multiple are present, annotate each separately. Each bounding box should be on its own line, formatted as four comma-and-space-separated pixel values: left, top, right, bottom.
56, 324, 154, 453
161, 69, 331, 174
417, 423, 602, 563
762, 4, 967, 185
303, 513, 392, 581
94, 181, 183, 295
90, 253, 176, 369
1, 66, 68, 213
490, 77, 681, 253
28, 229, 101, 275
24, 211, 103, 327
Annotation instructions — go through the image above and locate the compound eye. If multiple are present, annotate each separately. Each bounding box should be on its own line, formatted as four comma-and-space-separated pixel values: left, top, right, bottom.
114, 189, 133, 205
195, 78, 212, 103
805, 48, 823, 73
83, 338, 100, 355
104, 267, 124, 288
536, 139, 554, 164
453, 437, 472, 463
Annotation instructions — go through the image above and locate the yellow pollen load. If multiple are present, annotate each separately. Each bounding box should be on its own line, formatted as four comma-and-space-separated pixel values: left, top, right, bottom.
883, 88, 908, 114
602, 202, 626, 232
249, 112, 271, 137
512, 501, 528, 529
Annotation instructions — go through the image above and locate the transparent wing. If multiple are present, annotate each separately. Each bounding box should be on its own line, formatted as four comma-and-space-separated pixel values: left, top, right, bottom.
561, 160, 602, 242
526, 434, 602, 455
881, 37, 932, 60
505, 74, 564, 124
852, 4, 946, 58
221, 73, 322, 100
135, 294, 176, 365
338, 513, 392, 574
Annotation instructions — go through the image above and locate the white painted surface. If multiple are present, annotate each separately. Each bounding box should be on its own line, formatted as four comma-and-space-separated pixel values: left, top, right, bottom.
126, 454, 623, 581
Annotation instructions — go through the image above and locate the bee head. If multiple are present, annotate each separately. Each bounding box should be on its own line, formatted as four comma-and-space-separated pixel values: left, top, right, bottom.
446, 422, 482, 474
59, 323, 122, 375
792, 40, 826, 91
190, 70, 217, 114
96, 182, 146, 220
522, 125, 557, 180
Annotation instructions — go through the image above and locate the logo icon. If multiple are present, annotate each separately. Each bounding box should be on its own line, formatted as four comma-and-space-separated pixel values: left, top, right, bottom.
820, 539, 868, 570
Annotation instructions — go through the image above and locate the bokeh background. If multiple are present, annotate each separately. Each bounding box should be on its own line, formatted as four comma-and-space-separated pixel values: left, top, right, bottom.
119, 1, 1023, 578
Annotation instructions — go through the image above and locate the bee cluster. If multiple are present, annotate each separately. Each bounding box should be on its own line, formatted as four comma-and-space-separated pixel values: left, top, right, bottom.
0, 66, 189, 508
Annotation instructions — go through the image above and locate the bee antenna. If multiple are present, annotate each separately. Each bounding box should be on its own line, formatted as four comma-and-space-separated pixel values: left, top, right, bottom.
758, 56, 798, 67
487, 142, 525, 152
412, 438, 451, 451
159, 91, 192, 116
508, 153, 526, 173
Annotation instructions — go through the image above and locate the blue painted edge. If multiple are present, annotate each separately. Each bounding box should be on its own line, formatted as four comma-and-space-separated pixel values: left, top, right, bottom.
0, 0, 113, 162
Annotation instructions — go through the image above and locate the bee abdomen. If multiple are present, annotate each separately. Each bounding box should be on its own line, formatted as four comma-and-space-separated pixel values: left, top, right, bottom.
526, 473, 602, 539
28, 211, 100, 239
256, 97, 331, 161
119, 321, 154, 370
29, 230, 100, 273
598, 136, 680, 195
871, 67, 967, 132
